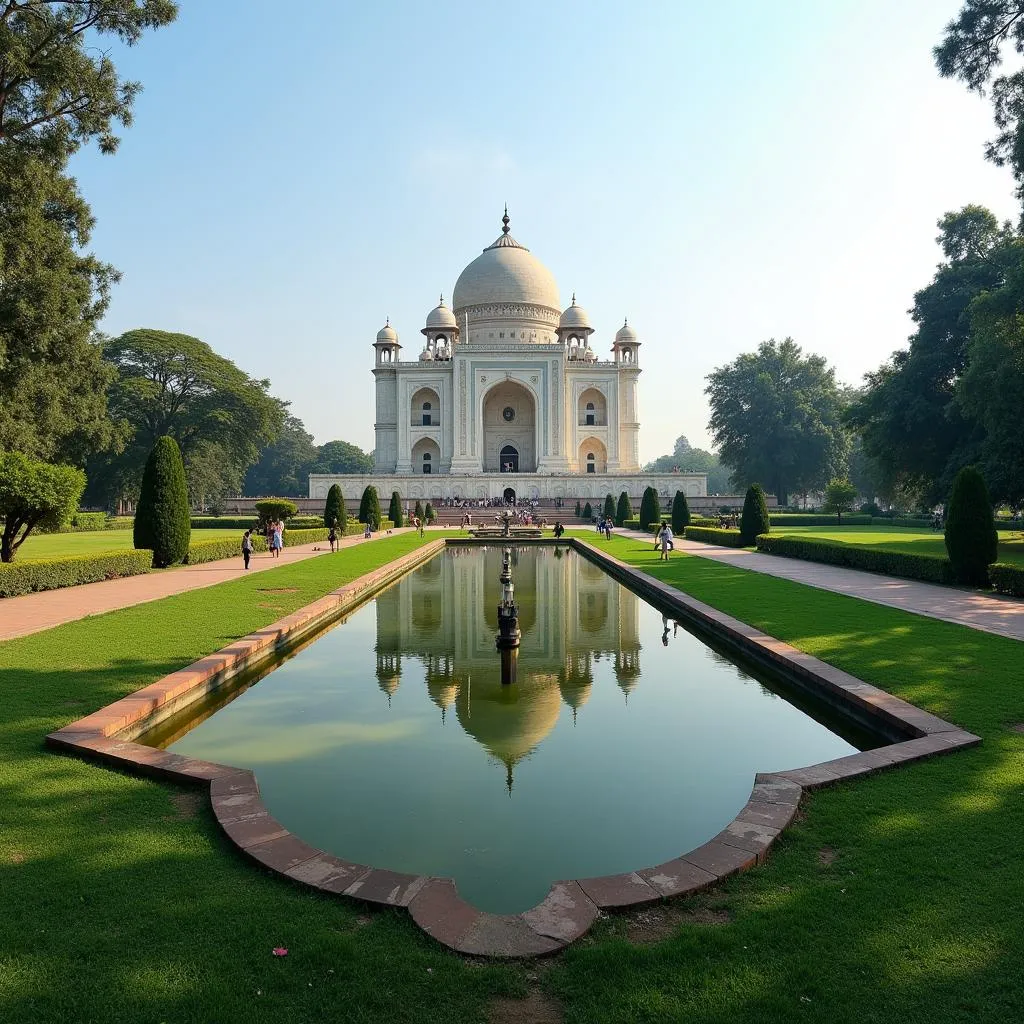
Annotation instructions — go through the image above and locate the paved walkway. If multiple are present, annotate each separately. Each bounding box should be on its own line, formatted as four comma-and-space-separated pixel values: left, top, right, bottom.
615, 529, 1024, 642
0, 528, 419, 642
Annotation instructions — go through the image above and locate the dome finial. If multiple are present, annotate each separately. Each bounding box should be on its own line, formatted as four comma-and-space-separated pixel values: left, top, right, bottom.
502, 204, 510, 235
439, 293, 444, 306
385, 316, 390, 326
571, 291, 576, 305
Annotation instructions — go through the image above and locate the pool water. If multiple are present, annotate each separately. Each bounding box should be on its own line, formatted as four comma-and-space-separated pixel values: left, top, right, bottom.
144, 545, 878, 913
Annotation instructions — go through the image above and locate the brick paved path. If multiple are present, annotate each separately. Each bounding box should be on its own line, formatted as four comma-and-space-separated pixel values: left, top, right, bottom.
0, 528, 417, 642
615, 529, 1024, 642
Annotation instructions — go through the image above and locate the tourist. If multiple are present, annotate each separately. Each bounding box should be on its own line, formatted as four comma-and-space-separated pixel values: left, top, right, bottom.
604, 519, 612, 540
241, 529, 253, 570
553, 521, 564, 539
657, 520, 673, 560
271, 520, 283, 559
363, 521, 372, 539
328, 520, 338, 553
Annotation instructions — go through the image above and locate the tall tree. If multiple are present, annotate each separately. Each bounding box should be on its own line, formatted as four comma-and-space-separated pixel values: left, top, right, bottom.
243, 415, 317, 496
0, 1, 177, 463
94, 329, 284, 505
846, 207, 1019, 506
644, 435, 733, 493
133, 435, 190, 568
706, 339, 849, 506
311, 440, 373, 474
935, 1, 1024, 210
0, 449, 85, 562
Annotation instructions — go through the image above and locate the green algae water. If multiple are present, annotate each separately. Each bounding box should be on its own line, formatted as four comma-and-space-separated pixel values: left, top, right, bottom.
144, 546, 879, 913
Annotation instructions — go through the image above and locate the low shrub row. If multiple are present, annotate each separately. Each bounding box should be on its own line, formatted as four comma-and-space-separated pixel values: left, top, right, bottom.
282, 527, 331, 546
0, 550, 154, 597
105, 516, 135, 530
755, 535, 956, 584
69, 512, 109, 531
190, 515, 328, 531
184, 535, 268, 566
684, 526, 748, 547
989, 562, 1024, 597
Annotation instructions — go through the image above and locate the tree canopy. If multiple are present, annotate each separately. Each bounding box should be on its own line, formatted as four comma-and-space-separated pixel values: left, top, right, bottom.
0, 449, 85, 562
706, 339, 849, 506
243, 415, 317, 496
89, 329, 284, 506
847, 206, 1024, 508
643, 435, 733, 493
0, 2, 176, 466
311, 440, 374, 475
936, 2, 1024, 209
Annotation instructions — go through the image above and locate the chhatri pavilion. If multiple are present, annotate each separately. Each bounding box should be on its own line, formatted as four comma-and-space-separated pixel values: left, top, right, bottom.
309, 210, 706, 505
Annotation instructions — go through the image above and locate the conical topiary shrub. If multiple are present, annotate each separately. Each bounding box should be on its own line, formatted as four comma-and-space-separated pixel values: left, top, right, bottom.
616, 491, 632, 527
134, 435, 191, 567
359, 485, 381, 529
583, 501, 593, 520
389, 490, 404, 528
672, 490, 691, 533
424, 501, 435, 523
739, 483, 770, 545
575, 500, 582, 517
945, 466, 998, 586
324, 484, 344, 531
414, 499, 424, 521
603, 493, 616, 521
639, 486, 659, 530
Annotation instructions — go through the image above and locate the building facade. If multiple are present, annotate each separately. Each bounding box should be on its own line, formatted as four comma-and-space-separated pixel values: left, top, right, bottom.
309, 211, 706, 503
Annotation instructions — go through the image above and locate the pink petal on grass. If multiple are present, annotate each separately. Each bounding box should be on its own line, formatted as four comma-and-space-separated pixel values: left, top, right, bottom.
272, 947, 288, 957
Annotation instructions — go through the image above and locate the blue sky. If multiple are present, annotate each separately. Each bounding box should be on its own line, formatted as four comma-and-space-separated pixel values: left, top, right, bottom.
72, 0, 1018, 465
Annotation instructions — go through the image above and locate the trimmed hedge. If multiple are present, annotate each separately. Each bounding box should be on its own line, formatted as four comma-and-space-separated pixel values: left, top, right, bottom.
190, 515, 324, 530
282, 527, 331, 546
0, 550, 153, 597
106, 516, 135, 530
184, 535, 268, 565
684, 526, 747, 547
755, 534, 955, 584
989, 562, 1024, 597
69, 512, 109, 531
769, 514, 873, 526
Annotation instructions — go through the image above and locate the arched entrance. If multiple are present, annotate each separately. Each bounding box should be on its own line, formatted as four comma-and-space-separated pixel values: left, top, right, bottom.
503, 487, 516, 503
500, 445, 519, 473
482, 380, 536, 472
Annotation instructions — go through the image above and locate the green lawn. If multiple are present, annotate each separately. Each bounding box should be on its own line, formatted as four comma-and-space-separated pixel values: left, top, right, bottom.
770, 523, 1024, 569
15, 528, 240, 561
2, 533, 1023, 1022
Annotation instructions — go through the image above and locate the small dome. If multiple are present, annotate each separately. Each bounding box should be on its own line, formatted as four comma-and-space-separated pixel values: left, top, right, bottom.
376, 320, 398, 344
425, 296, 457, 330
615, 319, 638, 344
558, 294, 592, 331
419, 346, 435, 361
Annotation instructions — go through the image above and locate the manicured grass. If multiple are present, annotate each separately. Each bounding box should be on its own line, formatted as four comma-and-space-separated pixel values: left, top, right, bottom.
771, 523, 1024, 569
2, 531, 1023, 1022
15, 528, 240, 561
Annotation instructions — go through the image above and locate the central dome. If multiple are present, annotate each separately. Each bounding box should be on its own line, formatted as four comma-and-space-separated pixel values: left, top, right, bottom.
452, 211, 560, 315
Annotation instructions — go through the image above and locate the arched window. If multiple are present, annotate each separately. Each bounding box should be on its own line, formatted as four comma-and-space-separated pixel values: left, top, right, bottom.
422, 401, 432, 426
585, 401, 595, 427
586, 452, 596, 474
422, 452, 432, 474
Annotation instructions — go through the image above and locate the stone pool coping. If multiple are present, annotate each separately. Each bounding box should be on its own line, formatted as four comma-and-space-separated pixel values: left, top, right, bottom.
46, 537, 981, 959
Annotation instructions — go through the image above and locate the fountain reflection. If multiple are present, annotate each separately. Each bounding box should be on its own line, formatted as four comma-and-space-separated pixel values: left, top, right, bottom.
374, 546, 641, 790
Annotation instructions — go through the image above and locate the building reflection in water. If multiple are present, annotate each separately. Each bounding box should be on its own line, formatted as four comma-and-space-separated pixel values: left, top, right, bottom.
374, 546, 641, 791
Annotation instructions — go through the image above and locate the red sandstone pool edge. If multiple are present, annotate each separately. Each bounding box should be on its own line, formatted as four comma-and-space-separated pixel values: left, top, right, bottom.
45, 537, 981, 958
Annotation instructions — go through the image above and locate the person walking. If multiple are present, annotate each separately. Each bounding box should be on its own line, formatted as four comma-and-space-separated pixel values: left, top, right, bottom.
657, 521, 673, 561
271, 520, 283, 559
328, 520, 338, 553
241, 529, 253, 570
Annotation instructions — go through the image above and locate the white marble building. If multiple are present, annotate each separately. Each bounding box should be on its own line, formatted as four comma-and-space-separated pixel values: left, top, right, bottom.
309, 211, 706, 504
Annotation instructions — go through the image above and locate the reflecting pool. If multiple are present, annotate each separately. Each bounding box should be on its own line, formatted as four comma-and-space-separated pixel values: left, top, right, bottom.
143, 545, 879, 913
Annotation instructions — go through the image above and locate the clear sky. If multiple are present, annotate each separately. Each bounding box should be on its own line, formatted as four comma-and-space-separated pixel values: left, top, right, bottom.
71, 0, 1018, 465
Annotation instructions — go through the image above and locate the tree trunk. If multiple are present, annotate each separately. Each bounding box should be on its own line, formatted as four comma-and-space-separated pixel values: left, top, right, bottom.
1, 525, 14, 563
